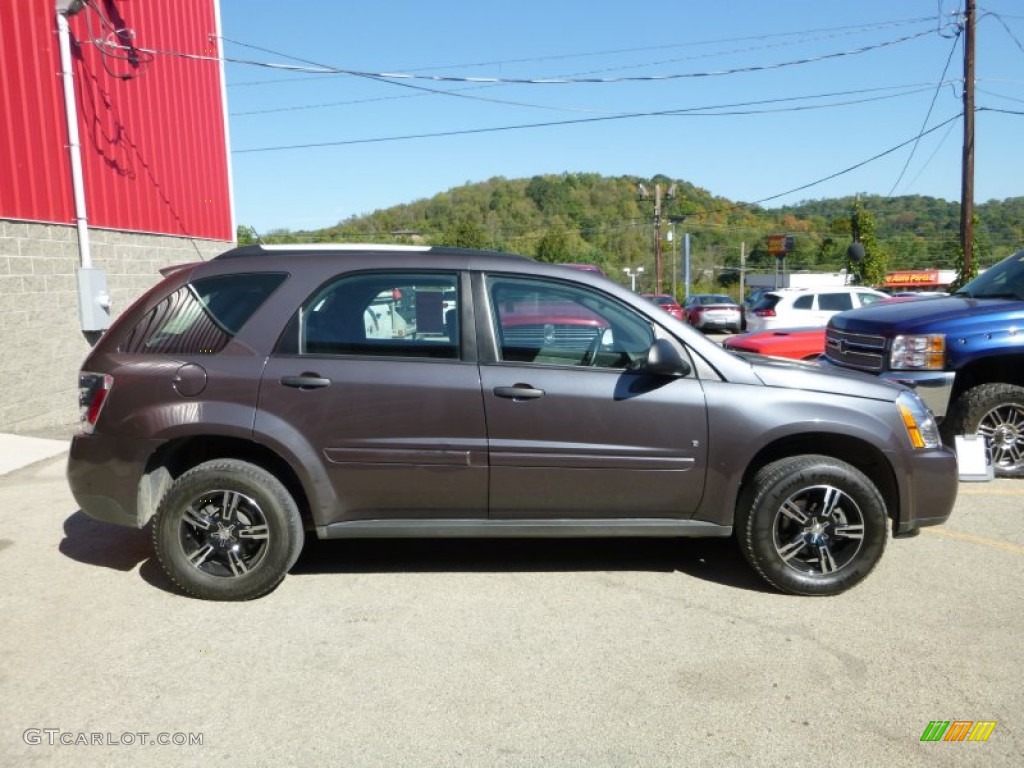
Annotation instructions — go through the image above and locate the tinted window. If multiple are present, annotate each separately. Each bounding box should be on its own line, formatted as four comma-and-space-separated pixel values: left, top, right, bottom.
793, 295, 814, 310
818, 293, 854, 311
488, 276, 653, 369
959, 251, 1024, 298
299, 273, 459, 359
857, 292, 884, 306
753, 295, 781, 311
120, 273, 286, 354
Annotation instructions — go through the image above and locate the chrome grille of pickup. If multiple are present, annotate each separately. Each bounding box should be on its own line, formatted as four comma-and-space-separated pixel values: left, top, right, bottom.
824, 329, 888, 372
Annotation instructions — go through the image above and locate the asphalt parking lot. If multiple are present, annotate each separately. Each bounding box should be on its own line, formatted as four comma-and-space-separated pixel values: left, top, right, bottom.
1, 444, 1021, 768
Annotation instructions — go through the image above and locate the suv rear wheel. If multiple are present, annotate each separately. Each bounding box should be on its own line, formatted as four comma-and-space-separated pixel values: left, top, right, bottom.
736, 455, 887, 596
152, 459, 304, 601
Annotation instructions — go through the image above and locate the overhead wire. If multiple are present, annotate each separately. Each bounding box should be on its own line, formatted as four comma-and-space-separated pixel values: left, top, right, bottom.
887, 25, 962, 195
232, 85, 949, 154
94, 26, 945, 84
226, 15, 940, 87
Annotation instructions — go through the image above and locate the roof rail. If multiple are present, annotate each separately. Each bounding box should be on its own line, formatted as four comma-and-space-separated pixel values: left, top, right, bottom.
215, 243, 432, 259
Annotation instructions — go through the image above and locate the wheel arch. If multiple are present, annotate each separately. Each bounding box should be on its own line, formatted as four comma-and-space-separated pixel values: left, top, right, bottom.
951, 354, 1024, 403
734, 433, 900, 527
138, 437, 313, 530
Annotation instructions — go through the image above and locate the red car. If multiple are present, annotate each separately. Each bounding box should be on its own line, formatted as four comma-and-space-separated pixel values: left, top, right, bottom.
642, 293, 684, 321
723, 327, 825, 360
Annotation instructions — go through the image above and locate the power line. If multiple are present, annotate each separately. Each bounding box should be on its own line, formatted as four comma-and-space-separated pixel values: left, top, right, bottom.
233, 85, 946, 154
225, 15, 939, 87
231, 80, 943, 119
95, 26, 944, 85
887, 27, 962, 194
700, 113, 964, 214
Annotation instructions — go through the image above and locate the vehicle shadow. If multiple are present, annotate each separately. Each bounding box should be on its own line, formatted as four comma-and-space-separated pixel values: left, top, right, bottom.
59, 510, 179, 593
291, 536, 774, 594
59, 510, 152, 572
59, 511, 772, 595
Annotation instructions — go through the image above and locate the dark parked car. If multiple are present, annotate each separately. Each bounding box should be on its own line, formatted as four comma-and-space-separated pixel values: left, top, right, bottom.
683, 294, 742, 332
68, 244, 957, 600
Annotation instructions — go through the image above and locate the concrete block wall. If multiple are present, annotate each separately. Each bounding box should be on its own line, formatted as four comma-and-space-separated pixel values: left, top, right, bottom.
0, 220, 230, 434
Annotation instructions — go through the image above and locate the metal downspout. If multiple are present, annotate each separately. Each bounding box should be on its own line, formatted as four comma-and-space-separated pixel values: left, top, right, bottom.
56, 6, 91, 269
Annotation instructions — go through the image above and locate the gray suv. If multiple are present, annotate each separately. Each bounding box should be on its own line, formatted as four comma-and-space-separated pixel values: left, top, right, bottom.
67, 244, 957, 600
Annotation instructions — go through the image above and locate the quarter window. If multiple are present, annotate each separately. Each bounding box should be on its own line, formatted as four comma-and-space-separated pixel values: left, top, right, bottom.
119, 273, 286, 354
299, 273, 459, 359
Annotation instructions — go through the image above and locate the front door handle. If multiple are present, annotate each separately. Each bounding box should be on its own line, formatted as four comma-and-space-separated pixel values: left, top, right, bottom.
493, 385, 545, 400
281, 374, 332, 389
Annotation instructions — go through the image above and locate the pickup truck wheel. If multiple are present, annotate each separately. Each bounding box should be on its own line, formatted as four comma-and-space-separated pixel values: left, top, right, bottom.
152, 459, 304, 601
944, 383, 1024, 478
736, 456, 887, 596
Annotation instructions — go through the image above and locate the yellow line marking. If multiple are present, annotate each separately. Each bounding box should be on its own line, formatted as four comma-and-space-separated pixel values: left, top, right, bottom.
921, 526, 1024, 555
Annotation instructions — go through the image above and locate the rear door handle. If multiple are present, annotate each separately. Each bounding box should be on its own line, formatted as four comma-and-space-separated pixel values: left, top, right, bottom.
493, 385, 544, 400
281, 375, 332, 389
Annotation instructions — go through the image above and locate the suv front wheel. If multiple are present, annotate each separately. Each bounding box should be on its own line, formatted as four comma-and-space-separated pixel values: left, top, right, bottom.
736, 455, 887, 596
152, 459, 305, 601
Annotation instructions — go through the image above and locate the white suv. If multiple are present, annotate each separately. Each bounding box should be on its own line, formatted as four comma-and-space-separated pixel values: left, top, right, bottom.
746, 287, 888, 332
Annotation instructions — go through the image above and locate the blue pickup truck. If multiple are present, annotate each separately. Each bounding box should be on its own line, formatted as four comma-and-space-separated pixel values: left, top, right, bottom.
823, 249, 1024, 477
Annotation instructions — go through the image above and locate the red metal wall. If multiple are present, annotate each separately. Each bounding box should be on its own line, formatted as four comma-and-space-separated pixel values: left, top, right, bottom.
1, 2, 232, 242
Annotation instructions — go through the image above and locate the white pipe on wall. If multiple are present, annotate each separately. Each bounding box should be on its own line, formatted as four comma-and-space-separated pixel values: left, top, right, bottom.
56, 8, 92, 269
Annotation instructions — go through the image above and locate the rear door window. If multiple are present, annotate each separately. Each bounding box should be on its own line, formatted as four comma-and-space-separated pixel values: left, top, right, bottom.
818, 293, 854, 312
297, 272, 460, 359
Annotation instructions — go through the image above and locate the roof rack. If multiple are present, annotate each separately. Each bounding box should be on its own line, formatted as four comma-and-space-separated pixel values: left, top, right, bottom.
215, 243, 432, 259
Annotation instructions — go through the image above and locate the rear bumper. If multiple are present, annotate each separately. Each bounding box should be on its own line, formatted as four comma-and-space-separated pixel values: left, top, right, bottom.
67, 433, 157, 528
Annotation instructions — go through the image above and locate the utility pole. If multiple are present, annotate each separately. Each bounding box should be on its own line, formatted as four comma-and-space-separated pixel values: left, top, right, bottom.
960, 0, 976, 276
739, 242, 746, 300
637, 182, 676, 294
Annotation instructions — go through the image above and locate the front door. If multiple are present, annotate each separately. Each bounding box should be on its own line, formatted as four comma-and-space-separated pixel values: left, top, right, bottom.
479, 274, 708, 519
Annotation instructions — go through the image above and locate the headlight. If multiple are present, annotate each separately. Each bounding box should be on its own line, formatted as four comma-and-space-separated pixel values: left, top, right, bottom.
896, 391, 942, 449
890, 334, 945, 370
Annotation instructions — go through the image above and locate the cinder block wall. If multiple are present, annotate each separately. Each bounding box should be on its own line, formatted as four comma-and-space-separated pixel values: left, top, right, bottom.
0, 220, 230, 434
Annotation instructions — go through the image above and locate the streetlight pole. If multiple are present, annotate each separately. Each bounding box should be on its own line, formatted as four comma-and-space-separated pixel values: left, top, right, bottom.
623, 266, 644, 292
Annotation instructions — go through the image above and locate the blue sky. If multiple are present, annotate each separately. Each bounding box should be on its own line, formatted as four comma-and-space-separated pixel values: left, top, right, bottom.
219, 1, 1023, 233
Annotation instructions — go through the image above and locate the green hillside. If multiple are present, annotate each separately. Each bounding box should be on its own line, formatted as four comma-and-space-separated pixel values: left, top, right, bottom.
240, 173, 1023, 293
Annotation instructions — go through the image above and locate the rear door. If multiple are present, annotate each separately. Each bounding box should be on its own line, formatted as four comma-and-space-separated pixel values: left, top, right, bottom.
478, 273, 708, 519
257, 270, 487, 524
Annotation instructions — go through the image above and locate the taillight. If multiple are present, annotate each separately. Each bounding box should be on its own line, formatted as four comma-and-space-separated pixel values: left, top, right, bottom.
755, 309, 776, 317
79, 373, 113, 433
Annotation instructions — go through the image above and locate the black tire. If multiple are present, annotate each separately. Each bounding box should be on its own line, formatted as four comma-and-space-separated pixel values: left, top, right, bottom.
152, 459, 304, 601
736, 455, 887, 596
943, 383, 1024, 478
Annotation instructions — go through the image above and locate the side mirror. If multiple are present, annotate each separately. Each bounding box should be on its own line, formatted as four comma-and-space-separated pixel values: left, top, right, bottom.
643, 338, 691, 377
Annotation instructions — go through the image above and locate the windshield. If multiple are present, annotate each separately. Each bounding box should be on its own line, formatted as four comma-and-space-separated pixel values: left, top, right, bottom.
956, 251, 1024, 299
